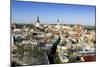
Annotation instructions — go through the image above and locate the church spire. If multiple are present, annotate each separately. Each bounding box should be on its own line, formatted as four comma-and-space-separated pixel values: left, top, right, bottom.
57, 18, 59, 23
35, 16, 40, 28
57, 18, 60, 25
36, 16, 40, 23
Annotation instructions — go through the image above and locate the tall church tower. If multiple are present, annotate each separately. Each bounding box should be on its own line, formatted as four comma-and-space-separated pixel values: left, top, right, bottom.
57, 18, 60, 25
56, 18, 61, 29
36, 16, 40, 23
35, 16, 40, 28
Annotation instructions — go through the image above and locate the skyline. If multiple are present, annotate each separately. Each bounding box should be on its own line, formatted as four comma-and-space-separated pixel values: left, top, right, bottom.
12, 0, 96, 25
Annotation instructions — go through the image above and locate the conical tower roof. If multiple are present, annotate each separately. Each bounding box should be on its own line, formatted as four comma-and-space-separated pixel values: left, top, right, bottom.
36, 16, 40, 23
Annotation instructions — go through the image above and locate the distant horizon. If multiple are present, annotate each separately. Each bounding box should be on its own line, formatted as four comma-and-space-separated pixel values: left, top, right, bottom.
12, 0, 96, 26
12, 21, 95, 26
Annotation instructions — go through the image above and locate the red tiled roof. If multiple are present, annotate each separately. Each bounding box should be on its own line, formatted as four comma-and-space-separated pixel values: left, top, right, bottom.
83, 55, 96, 62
